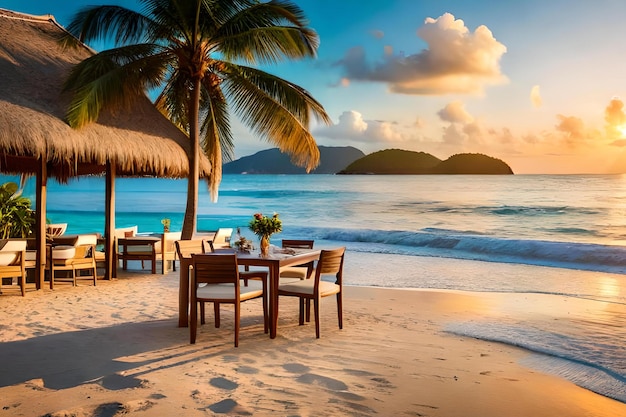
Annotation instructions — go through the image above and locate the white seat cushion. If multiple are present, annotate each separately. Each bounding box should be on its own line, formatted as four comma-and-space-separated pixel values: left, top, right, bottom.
196, 279, 264, 301
278, 279, 339, 296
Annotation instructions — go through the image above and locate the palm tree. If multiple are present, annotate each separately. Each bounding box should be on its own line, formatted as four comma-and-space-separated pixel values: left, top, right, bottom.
62, 0, 331, 239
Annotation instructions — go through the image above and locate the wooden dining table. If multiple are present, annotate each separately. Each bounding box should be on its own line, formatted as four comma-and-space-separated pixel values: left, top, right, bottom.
178, 248, 321, 339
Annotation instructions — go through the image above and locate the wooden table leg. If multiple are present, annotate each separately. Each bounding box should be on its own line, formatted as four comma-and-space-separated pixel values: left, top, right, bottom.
269, 263, 280, 338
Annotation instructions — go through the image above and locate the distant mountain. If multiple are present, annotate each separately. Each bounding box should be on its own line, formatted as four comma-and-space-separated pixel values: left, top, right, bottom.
338, 149, 513, 175
223, 146, 365, 174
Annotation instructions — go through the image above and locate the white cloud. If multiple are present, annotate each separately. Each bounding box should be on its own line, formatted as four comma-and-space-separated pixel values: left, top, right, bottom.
337, 13, 507, 95
605, 97, 626, 139
530, 85, 542, 108
556, 115, 586, 141
437, 101, 474, 123
315, 110, 406, 143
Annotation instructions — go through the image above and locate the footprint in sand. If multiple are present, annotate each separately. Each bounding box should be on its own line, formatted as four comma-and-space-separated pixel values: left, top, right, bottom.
207, 398, 237, 413
296, 373, 348, 391
282, 363, 310, 373
209, 377, 239, 391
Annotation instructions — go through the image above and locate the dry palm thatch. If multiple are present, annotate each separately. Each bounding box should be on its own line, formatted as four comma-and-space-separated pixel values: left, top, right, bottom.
0, 8, 212, 286
0, 8, 211, 180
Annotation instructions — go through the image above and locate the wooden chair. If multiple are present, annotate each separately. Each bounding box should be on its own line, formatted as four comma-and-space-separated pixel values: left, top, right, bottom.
50, 235, 98, 288
175, 239, 208, 327
280, 239, 315, 281
0, 239, 27, 296
156, 231, 181, 274
190, 253, 268, 347
46, 223, 67, 238
212, 228, 233, 249
277, 247, 346, 338
113, 225, 136, 268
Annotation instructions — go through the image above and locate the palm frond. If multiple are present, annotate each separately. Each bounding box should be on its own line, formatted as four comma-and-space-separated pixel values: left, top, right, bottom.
221, 63, 330, 171
214, 0, 318, 64
63, 44, 172, 128
155, 70, 192, 133
199, 76, 233, 161
66, 5, 154, 46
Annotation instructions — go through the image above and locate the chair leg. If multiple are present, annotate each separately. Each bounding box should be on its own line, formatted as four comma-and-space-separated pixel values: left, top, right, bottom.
190, 299, 198, 344
298, 298, 305, 325
337, 292, 343, 329
306, 299, 311, 322
214, 302, 221, 328
314, 297, 320, 338
234, 301, 240, 347
200, 302, 206, 325
20, 271, 26, 296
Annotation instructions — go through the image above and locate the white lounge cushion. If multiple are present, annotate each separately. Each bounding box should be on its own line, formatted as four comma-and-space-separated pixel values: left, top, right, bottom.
0, 240, 26, 265
196, 279, 264, 301
278, 279, 340, 296
51, 245, 75, 260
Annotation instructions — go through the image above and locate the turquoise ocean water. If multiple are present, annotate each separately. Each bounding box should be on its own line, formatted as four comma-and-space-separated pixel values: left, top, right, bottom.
4, 173, 626, 404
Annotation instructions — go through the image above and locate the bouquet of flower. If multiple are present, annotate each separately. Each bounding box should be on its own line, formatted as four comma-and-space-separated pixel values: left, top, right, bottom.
233, 228, 254, 252
249, 212, 282, 238
161, 218, 171, 232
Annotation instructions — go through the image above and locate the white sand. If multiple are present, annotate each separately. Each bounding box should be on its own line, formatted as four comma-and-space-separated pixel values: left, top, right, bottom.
1, 260, 625, 416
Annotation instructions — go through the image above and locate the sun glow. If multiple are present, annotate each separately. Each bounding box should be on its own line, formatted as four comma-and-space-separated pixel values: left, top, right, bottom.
617, 124, 626, 137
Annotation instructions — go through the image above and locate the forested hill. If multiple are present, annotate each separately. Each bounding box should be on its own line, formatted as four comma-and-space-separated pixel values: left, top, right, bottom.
223, 146, 365, 174
338, 149, 514, 175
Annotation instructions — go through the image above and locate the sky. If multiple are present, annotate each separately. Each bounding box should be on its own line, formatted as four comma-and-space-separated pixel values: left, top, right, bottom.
4, 0, 626, 174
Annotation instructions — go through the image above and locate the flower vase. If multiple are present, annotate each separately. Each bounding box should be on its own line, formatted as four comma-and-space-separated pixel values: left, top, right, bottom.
260, 235, 270, 257
163, 226, 170, 233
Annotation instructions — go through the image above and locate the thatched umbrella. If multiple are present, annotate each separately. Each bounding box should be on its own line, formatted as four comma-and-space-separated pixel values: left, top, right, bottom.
0, 9, 211, 286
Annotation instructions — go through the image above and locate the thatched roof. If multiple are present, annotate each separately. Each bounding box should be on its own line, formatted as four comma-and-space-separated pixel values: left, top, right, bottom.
0, 8, 211, 180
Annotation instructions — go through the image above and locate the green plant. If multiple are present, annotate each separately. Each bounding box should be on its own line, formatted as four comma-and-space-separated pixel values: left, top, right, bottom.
0, 182, 35, 238
249, 213, 282, 239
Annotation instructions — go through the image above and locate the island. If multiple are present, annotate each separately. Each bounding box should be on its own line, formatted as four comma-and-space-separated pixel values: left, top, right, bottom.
337, 149, 514, 175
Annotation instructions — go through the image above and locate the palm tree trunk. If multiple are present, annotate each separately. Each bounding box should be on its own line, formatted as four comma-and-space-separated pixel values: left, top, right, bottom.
181, 78, 202, 239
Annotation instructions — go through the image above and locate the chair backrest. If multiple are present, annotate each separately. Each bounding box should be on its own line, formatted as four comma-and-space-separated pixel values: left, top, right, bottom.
160, 232, 182, 254
114, 226, 138, 240
212, 228, 233, 248
74, 234, 98, 246
46, 223, 67, 237
0, 239, 27, 266
175, 239, 205, 260
191, 253, 239, 286
314, 247, 346, 289
202, 239, 215, 253
282, 239, 314, 249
